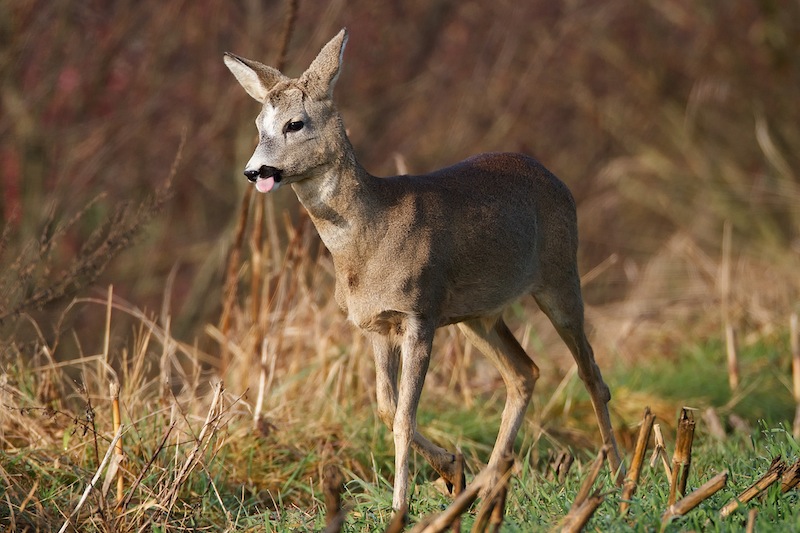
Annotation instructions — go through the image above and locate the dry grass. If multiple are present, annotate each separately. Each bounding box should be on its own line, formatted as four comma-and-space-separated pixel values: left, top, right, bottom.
1, 0, 800, 530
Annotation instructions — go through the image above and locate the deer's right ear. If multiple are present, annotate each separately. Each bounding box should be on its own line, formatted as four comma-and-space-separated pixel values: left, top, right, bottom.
300, 28, 348, 100
223, 53, 286, 103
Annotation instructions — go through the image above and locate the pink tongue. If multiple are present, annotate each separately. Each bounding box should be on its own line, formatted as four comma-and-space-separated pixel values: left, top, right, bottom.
255, 176, 275, 193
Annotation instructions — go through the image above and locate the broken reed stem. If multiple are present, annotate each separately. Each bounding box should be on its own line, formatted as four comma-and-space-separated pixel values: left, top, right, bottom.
661, 470, 728, 527
791, 312, 800, 439
110, 382, 123, 503
667, 409, 695, 505
557, 491, 604, 533
620, 407, 655, 515
780, 458, 800, 493
470, 454, 514, 533
720, 457, 786, 518
650, 424, 672, 481
58, 425, 125, 533
571, 445, 608, 513
412, 467, 496, 533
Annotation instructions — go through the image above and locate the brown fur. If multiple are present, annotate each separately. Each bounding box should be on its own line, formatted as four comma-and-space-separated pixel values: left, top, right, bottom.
225, 29, 623, 510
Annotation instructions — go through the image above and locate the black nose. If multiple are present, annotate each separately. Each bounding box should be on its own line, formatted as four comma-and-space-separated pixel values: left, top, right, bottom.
244, 168, 260, 182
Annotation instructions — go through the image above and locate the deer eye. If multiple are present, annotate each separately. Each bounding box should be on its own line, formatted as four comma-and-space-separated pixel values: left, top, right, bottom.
286, 120, 304, 132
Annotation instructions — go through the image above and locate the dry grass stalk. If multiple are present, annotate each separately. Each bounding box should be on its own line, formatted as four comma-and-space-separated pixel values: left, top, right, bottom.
253, 337, 276, 431
667, 408, 696, 505
110, 382, 124, 504
570, 445, 609, 513
411, 467, 496, 533
101, 284, 113, 390
218, 0, 299, 375
720, 457, 786, 518
746, 508, 757, 533
219, 187, 252, 370
549, 450, 575, 483
162, 381, 226, 511
719, 220, 739, 391
323, 464, 345, 529
451, 452, 465, 533
660, 470, 728, 526
725, 324, 740, 391
791, 312, 800, 439
780, 458, 800, 493
649, 423, 672, 481
620, 406, 655, 515
471, 454, 514, 533
556, 491, 604, 533
702, 407, 727, 441
120, 420, 176, 510
58, 424, 125, 533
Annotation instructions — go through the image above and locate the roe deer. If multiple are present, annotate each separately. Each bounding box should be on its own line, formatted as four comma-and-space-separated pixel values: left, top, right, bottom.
224, 29, 623, 510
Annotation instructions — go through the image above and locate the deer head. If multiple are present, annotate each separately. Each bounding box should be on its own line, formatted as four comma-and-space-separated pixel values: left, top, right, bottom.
223, 29, 348, 193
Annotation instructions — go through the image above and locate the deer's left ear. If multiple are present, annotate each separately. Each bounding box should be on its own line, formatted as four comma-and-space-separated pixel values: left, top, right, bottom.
300, 28, 348, 100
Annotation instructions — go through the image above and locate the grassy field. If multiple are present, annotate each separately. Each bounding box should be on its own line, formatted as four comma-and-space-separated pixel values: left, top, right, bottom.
2, 1, 800, 531
2, 286, 799, 531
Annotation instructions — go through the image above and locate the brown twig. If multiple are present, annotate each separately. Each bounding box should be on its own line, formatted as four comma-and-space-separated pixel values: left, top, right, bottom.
571, 445, 608, 512
661, 470, 728, 526
620, 407, 655, 515
780, 457, 800, 493
668, 408, 696, 505
649, 423, 672, 481
323, 464, 345, 528
556, 491, 604, 533
110, 382, 124, 503
720, 457, 786, 518
451, 452, 465, 533
58, 425, 125, 533
120, 420, 176, 510
471, 454, 514, 533
410, 467, 495, 533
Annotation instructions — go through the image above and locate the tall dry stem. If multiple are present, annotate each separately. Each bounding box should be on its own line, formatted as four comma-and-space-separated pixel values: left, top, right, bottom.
791, 312, 800, 438
620, 406, 655, 515
668, 409, 695, 505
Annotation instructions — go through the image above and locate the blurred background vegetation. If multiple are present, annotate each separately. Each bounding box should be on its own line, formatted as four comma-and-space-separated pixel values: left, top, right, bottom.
1, 0, 799, 417
2, 1, 800, 528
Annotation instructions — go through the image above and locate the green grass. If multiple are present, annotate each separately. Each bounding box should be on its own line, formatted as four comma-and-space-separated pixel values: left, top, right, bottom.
3, 354, 800, 531
613, 335, 795, 423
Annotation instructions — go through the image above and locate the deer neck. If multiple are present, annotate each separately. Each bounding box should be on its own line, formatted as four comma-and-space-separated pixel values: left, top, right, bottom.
291, 135, 380, 254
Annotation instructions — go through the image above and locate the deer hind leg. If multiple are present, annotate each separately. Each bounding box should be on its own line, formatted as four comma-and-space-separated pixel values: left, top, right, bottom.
457, 316, 539, 476
371, 332, 461, 508
532, 280, 624, 478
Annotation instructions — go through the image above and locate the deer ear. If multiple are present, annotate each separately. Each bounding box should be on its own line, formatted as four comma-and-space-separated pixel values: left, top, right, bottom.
224, 53, 287, 103
300, 28, 348, 100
